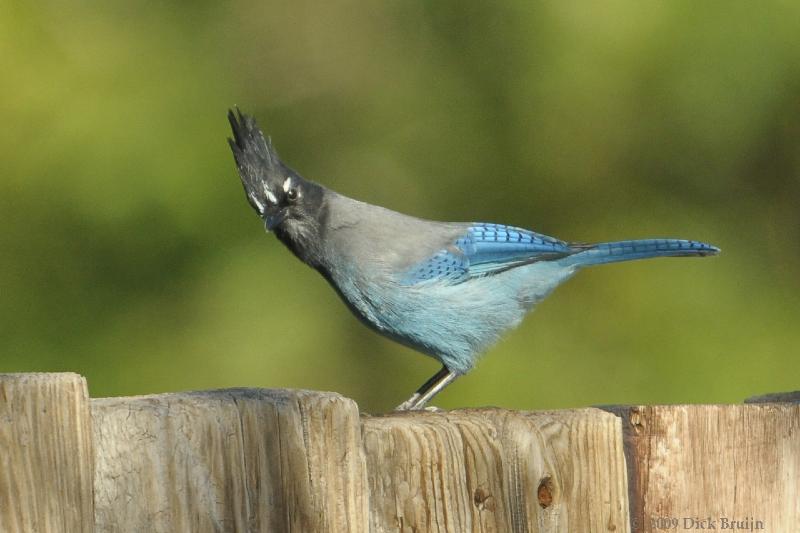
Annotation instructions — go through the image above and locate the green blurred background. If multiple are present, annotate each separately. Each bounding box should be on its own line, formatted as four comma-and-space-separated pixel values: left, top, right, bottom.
2, 2, 798, 412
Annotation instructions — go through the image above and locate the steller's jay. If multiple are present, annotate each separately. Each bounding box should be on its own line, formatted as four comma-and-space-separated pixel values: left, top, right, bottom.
227, 109, 719, 410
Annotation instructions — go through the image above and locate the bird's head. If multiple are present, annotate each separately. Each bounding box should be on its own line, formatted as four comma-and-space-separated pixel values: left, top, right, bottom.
227, 109, 324, 246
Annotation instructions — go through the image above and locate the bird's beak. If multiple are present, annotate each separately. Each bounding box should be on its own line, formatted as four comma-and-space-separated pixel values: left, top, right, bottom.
264, 209, 287, 232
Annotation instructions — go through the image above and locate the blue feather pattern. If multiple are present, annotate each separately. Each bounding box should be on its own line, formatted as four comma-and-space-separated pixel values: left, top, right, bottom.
388, 231, 717, 372
402, 223, 571, 284
562, 238, 718, 266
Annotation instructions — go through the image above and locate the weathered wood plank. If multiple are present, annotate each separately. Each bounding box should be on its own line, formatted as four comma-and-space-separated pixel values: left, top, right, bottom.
5, 372, 796, 532
0, 373, 94, 532
362, 408, 630, 533
91, 388, 368, 533
613, 404, 800, 533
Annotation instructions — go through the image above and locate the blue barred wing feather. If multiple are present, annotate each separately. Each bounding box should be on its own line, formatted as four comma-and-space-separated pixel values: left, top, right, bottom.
401, 223, 573, 285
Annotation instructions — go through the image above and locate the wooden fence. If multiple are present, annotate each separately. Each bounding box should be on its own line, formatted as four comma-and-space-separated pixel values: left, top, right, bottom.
0, 373, 797, 532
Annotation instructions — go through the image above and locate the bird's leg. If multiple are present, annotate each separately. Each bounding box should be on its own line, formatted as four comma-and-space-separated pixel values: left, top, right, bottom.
410, 370, 458, 410
395, 366, 459, 411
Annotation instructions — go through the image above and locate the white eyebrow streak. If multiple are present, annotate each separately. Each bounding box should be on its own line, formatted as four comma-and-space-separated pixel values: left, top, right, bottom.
249, 193, 265, 214
262, 182, 278, 205
283, 177, 292, 193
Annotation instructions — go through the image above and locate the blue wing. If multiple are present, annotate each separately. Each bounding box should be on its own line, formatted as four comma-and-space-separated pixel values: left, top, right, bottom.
401, 223, 574, 285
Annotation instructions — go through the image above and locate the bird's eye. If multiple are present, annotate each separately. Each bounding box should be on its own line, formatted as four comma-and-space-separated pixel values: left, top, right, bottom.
286, 188, 299, 202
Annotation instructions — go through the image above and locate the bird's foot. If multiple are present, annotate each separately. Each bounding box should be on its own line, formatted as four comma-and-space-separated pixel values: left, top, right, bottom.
394, 393, 421, 411
393, 400, 445, 413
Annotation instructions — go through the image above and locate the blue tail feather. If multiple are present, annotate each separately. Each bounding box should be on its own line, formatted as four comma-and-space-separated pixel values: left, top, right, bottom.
563, 239, 720, 267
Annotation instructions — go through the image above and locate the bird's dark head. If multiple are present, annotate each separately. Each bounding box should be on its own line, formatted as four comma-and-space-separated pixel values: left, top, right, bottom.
227, 109, 325, 251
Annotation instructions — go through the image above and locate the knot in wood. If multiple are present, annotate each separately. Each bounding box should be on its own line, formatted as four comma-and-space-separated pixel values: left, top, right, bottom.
629, 407, 646, 434
537, 477, 554, 508
473, 487, 495, 512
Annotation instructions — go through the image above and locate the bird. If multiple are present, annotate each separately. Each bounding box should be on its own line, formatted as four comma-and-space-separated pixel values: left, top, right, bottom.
227, 108, 719, 411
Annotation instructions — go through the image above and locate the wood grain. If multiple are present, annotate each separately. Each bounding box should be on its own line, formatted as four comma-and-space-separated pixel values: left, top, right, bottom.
91, 388, 368, 533
0, 373, 94, 532
362, 408, 630, 533
4, 373, 798, 533
612, 404, 800, 533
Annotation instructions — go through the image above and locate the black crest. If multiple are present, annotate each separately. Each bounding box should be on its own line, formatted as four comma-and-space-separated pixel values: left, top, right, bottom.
227, 108, 287, 215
